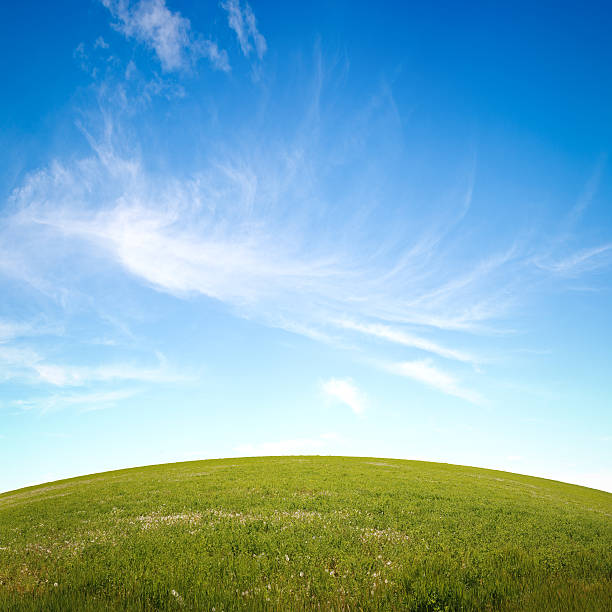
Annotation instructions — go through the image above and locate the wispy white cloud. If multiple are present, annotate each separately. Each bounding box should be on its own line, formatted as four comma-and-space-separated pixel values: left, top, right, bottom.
4, 133, 602, 406
566, 154, 607, 228
321, 378, 366, 415
13, 389, 139, 414
335, 319, 476, 364
0, 320, 31, 343
386, 359, 483, 405
101, 0, 230, 72
221, 0, 266, 60
0, 344, 184, 388
199, 39, 231, 72
0, 317, 64, 344
3, 55, 610, 409
4, 145, 521, 340
531, 156, 611, 280
5, 151, 345, 309
0, 346, 42, 382
534, 243, 612, 277
32, 361, 183, 387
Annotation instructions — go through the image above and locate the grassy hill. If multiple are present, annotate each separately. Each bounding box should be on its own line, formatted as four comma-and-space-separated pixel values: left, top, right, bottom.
0, 456, 610, 611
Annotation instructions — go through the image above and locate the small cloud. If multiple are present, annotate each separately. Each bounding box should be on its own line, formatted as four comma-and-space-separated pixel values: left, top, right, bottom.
94, 36, 110, 49
101, 0, 229, 72
125, 59, 138, 79
196, 39, 230, 72
73, 42, 93, 75
221, 0, 266, 60
321, 378, 366, 415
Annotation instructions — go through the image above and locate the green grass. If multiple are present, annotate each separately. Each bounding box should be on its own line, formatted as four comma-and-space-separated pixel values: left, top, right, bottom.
0, 456, 610, 611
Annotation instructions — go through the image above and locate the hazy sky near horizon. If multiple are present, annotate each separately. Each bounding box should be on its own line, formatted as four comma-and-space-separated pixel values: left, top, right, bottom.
1, 0, 611, 493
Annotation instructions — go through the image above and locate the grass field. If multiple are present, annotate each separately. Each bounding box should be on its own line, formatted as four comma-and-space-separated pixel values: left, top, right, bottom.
0, 456, 610, 611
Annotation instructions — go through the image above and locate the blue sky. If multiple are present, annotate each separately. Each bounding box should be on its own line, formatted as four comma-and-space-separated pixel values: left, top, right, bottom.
1, 0, 611, 493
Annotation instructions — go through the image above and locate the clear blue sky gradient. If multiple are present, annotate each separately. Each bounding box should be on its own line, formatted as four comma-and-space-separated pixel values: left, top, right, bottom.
1, 0, 611, 492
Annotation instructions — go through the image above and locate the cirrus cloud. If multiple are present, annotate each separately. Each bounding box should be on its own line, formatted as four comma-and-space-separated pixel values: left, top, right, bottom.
101, 0, 230, 72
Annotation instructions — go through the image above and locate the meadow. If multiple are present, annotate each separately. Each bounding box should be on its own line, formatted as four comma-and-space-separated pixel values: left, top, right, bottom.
0, 456, 610, 611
